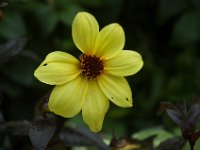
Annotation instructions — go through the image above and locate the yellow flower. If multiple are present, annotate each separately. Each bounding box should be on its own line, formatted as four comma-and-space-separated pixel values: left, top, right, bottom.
34, 12, 143, 132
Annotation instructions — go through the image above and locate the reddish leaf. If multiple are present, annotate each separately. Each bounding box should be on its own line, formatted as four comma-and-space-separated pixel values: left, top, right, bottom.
157, 101, 175, 114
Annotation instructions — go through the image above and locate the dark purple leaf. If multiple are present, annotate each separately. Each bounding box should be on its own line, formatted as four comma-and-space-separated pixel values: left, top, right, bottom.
0, 38, 27, 64
188, 103, 200, 128
157, 136, 186, 150
29, 117, 56, 150
6, 120, 31, 135
176, 100, 187, 118
166, 109, 182, 126
60, 126, 110, 150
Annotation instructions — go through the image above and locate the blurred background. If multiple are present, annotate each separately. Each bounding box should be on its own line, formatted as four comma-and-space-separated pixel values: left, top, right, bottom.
0, 0, 200, 149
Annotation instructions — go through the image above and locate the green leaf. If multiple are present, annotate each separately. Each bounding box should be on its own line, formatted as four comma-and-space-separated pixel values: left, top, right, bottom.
132, 127, 173, 147
194, 137, 200, 150
171, 11, 200, 46
0, 12, 26, 39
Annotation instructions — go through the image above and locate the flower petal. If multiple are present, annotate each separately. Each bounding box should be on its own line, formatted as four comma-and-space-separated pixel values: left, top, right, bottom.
72, 12, 99, 54
98, 74, 132, 107
82, 81, 109, 132
104, 50, 143, 76
34, 51, 80, 85
48, 76, 87, 118
95, 23, 125, 59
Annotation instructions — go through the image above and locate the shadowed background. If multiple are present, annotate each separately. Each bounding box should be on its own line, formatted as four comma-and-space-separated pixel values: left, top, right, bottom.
0, 0, 200, 149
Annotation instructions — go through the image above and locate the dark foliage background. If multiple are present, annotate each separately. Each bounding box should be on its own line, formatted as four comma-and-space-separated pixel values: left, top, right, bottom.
0, 0, 200, 149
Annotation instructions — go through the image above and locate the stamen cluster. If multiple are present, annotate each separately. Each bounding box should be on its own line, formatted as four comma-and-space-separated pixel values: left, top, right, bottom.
80, 54, 104, 80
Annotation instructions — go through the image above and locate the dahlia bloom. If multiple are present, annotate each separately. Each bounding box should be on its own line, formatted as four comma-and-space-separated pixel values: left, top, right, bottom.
34, 12, 143, 132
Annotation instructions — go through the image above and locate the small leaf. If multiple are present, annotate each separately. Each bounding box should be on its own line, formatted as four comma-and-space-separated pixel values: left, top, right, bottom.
0, 38, 27, 64
176, 100, 187, 118
166, 109, 182, 126
29, 117, 56, 150
187, 103, 200, 130
188, 104, 200, 123
60, 126, 109, 150
157, 136, 186, 150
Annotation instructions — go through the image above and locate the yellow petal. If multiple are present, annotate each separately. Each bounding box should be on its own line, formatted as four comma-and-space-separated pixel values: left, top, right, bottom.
98, 74, 132, 107
72, 12, 99, 54
95, 23, 125, 59
48, 76, 87, 118
104, 50, 143, 76
82, 81, 109, 132
34, 51, 80, 85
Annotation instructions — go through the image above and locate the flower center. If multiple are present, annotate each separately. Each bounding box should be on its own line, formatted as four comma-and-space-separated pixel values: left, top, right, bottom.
80, 54, 104, 80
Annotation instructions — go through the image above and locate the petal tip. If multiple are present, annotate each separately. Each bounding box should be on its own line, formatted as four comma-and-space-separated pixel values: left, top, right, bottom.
91, 127, 102, 133
33, 68, 41, 80
76, 11, 92, 16
83, 119, 102, 133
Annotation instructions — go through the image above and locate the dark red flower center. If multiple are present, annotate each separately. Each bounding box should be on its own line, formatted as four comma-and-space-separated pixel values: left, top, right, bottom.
80, 54, 104, 80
